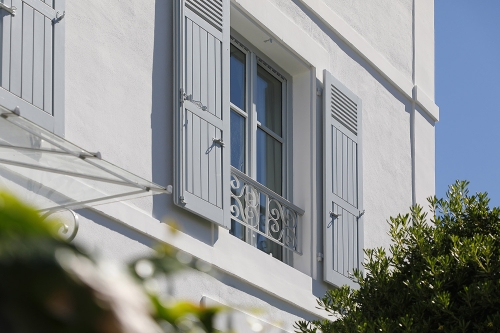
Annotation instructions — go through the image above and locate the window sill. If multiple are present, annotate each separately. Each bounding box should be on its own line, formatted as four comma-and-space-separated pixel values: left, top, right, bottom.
89, 199, 328, 319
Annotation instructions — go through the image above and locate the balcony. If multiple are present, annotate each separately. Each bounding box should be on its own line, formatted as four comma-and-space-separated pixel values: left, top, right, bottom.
229, 167, 304, 255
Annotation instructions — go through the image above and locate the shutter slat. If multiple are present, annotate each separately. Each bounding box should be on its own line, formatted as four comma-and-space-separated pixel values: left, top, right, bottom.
43, 17, 52, 113
186, 19, 193, 104
192, 113, 202, 197
347, 139, 353, 206
32, 10, 44, 109
342, 134, 348, 201
208, 123, 217, 205
332, 98, 357, 128
215, 126, 223, 207
215, 37, 221, 119
186, 110, 193, 193
10, 0, 23, 97
0, 0, 12, 90
331, 84, 358, 136
200, 28, 209, 115
186, 0, 223, 31
207, 34, 216, 118
332, 86, 357, 110
21, 3, 34, 103
192, 23, 201, 102
200, 118, 209, 200
323, 70, 363, 288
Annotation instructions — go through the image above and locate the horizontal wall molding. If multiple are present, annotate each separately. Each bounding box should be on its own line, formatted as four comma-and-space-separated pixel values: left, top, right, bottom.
89, 200, 329, 320
413, 85, 439, 122
290, 0, 439, 122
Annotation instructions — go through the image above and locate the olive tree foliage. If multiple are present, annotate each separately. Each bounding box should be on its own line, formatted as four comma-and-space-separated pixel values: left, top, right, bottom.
0, 192, 219, 333
296, 181, 500, 333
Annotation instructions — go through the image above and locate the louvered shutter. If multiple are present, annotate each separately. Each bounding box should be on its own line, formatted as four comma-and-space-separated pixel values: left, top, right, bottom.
323, 70, 364, 288
173, 0, 230, 228
0, 0, 64, 134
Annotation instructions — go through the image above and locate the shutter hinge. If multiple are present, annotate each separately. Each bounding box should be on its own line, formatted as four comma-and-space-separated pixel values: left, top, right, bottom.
0, 2, 16, 16
358, 209, 365, 218
179, 196, 186, 204
316, 87, 323, 96
180, 88, 185, 105
53, 11, 65, 23
317, 253, 324, 262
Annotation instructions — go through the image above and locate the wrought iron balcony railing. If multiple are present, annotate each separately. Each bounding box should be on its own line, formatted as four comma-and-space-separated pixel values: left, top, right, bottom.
230, 167, 305, 255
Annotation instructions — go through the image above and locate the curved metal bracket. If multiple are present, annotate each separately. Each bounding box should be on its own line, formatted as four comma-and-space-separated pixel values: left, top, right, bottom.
41, 208, 79, 242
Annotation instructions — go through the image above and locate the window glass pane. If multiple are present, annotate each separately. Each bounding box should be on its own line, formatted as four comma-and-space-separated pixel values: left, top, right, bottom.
230, 111, 246, 172
256, 64, 282, 136
230, 45, 246, 110
256, 128, 282, 195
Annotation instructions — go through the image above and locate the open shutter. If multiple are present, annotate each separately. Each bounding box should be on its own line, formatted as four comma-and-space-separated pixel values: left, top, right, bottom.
323, 70, 364, 288
0, 0, 64, 134
174, 0, 230, 228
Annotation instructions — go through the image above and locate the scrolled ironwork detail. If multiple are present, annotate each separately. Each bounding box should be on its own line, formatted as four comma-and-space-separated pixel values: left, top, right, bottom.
41, 208, 79, 242
230, 170, 301, 254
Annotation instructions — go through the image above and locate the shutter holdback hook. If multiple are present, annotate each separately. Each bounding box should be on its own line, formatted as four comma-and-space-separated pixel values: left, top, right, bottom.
53, 11, 65, 23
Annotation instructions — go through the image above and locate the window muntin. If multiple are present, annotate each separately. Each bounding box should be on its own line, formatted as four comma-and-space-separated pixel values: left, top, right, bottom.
229, 38, 288, 261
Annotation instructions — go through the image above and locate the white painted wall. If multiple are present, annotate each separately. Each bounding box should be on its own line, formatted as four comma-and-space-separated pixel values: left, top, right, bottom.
61, 0, 437, 329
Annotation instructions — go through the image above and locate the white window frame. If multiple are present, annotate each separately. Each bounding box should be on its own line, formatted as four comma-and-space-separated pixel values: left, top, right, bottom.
229, 34, 294, 262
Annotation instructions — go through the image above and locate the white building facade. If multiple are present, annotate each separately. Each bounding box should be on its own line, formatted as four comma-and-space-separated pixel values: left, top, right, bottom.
0, 0, 438, 330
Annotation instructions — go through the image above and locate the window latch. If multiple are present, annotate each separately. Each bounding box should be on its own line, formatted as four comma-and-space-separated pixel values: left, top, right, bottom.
0, 2, 16, 16
212, 137, 225, 147
182, 92, 208, 112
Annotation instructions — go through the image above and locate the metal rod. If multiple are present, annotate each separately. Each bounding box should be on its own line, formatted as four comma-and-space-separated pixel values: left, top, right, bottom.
0, 3, 16, 16
38, 190, 146, 212
0, 158, 142, 188
0, 143, 90, 157
2, 112, 166, 192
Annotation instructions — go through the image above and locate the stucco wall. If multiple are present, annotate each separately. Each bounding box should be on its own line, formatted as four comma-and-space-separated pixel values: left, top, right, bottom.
321, 0, 413, 80
65, 0, 157, 214
61, 0, 435, 328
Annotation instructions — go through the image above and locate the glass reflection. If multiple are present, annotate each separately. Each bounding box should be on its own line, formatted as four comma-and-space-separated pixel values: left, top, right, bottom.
256, 129, 282, 195
230, 45, 246, 111
230, 111, 245, 172
256, 64, 282, 136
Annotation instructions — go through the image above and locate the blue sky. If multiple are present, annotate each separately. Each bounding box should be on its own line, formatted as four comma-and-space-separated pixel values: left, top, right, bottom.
435, 1, 500, 206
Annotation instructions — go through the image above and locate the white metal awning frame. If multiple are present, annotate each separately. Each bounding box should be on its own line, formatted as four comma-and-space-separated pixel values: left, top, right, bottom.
0, 105, 171, 215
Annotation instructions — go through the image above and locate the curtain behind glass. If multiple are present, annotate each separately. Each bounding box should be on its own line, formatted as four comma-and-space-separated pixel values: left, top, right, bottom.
255, 64, 283, 260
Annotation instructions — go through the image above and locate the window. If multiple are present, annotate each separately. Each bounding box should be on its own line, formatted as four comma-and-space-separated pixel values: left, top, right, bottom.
229, 38, 288, 260
173, 1, 303, 257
